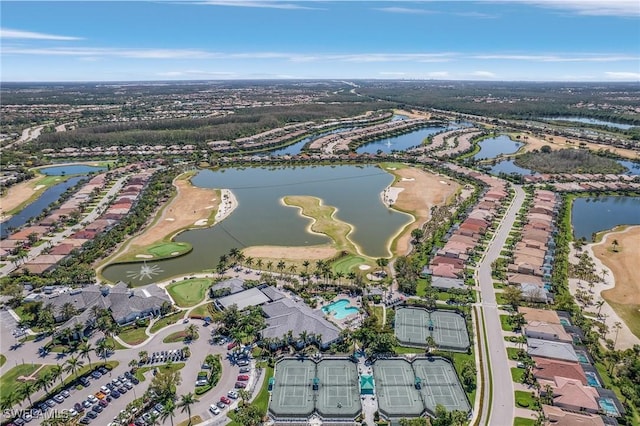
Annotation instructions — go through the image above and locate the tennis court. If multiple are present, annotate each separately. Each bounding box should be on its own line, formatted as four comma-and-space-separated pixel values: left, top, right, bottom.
269, 358, 362, 421
269, 359, 315, 418
373, 359, 425, 419
413, 357, 471, 414
395, 307, 470, 352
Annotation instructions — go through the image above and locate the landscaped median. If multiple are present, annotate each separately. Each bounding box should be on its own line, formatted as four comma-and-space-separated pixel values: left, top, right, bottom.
149, 311, 185, 333
163, 326, 199, 344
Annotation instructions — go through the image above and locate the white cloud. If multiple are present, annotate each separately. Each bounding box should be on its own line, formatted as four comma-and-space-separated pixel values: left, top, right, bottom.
374, 7, 435, 14
0, 28, 83, 41
518, 0, 639, 17
470, 71, 496, 78
193, 1, 321, 10
472, 54, 639, 62
604, 71, 640, 80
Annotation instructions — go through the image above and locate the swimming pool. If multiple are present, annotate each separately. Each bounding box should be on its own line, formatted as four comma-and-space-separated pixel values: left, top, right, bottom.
576, 352, 590, 364
585, 371, 601, 387
559, 318, 571, 326
322, 299, 359, 320
599, 398, 619, 416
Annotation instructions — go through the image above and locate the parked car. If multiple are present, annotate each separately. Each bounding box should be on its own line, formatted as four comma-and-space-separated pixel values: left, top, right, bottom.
53, 394, 65, 403
236, 359, 249, 367
91, 405, 103, 413
227, 390, 238, 399
79, 417, 91, 424
118, 386, 127, 394
94, 391, 106, 400
86, 411, 97, 419
46, 399, 56, 408
87, 395, 98, 404
98, 367, 109, 375
80, 377, 90, 387
220, 396, 231, 405
110, 390, 121, 399
239, 367, 251, 373
98, 399, 108, 408
82, 400, 92, 409
227, 341, 238, 350
216, 401, 226, 409
234, 382, 247, 389
195, 379, 208, 387
68, 408, 79, 417
209, 405, 220, 415
154, 403, 164, 413
74, 402, 85, 413
90, 371, 102, 379
123, 381, 133, 389
237, 375, 249, 381
61, 389, 71, 398
130, 377, 140, 385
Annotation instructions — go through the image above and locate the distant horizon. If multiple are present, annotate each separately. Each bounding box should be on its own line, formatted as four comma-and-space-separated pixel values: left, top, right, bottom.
2, 1, 639, 82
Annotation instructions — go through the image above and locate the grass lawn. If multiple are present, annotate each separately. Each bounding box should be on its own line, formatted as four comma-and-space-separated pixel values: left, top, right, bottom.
134, 362, 185, 382
177, 415, 202, 426
452, 351, 477, 404
0, 354, 6, 367
103, 336, 127, 350
167, 279, 213, 307
150, 311, 184, 333
163, 330, 198, 344
0, 364, 41, 396
13, 305, 34, 323
605, 301, 640, 339
416, 279, 428, 297
495, 292, 508, 305
189, 303, 214, 319
500, 314, 514, 331
511, 367, 525, 383
332, 254, 372, 274
116, 241, 192, 263
118, 327, 149, 346
393, 346, 421, 355
513, 417, 536, 426
514, 390, 538, 409
507, 347, 521, 360
370, 305, 385, 330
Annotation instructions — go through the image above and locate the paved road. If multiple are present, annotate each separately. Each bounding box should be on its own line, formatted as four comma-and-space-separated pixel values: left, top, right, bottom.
0, 175, 128, 277
476, 184, 526, 426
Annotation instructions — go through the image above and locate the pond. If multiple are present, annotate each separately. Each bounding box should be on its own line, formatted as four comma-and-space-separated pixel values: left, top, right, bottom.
488, 159, 536, 176
355, 125, 452, 154
264, 127, 355, 156
543, 117, 635, 130
0, 176, 85, 239
101, 165, 413, 285
571, 196, 640, 240
39, 164, 106, 175
473, 135, 522, 160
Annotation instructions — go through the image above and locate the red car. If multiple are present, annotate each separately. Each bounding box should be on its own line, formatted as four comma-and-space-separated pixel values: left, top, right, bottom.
234, 382, 247, 389
237, 375, 249, 381
227, 341, 238, 350
220, 396, 231, 405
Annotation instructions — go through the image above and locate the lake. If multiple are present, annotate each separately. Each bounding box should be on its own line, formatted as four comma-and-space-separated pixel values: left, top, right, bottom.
264, 127, 355, 156
473, 135, 522, 160
39, 164, 106, 175
101, 165, 413, 285
543, 117, 635, 130
571, 196, 640, 240
0, 176, 84, 238
355, 125, 452, 154
489, 159, 536, 176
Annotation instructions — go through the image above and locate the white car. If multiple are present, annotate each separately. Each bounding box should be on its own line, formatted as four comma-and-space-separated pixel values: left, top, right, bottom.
68, 408, 79, 417
227, 390, 238, 399
100, 385, 111, 395
209, 404, 220, 415
87, 394, 98, 403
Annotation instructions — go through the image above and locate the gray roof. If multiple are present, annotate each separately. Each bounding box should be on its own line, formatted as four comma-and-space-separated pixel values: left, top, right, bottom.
526, 338, 578, 362
209, 278, 245, 295
259, 285, 285, 302
431, 276, 466, 290
217, 287, 271, 310
261, 298, 340, 346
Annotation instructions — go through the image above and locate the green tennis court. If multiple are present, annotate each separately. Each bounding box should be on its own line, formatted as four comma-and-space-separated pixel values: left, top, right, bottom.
395, 307, 470, 352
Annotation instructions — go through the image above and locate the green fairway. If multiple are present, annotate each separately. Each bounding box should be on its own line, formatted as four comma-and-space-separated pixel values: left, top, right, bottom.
167, 278, 213, 307
332, 254, 372, 274
148, 241, 191, 258
0, 354, 6, 367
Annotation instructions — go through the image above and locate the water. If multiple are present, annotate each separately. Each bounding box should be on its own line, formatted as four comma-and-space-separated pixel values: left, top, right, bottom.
264, 127, 355, 156
0, 176, 84, 238
102, 165, 412, 285
544, 116, 635, 130
576, 352, 590, 364
488, 159, 536, 176
617, 159, 640, 175
571, 196, 640, 240
585, 371, 600, 387
472, 135, 522, 160
39, 164, 106, 175
355, 125, 451, 154
599, 398, 619, 416
322, 299, 359, 320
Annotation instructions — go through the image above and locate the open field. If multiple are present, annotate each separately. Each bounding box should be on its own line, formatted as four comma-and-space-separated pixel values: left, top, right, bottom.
595, 226, 640, 338
513, 131, 640, 160
109, 172, 219, 263
0, 364, 42, 396
384, 163, 460, 255
167, 278, 213, 307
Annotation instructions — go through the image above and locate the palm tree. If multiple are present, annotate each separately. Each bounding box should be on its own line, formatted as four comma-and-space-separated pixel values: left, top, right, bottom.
302, 260, 310, 274
19, 381, 37, 407
78, 342, 93, 369
50, 364, 64, 387
161, 399, 176, 426
64, 356, 84, 380
288, 264, 297, 275
138, 350, 148, 363
128, 359, 139, 371
266, 261, 273, 272
36, 372, 54, 394
186, 324, 198, 341
245, 256, 254, 269
60, 302, 77, 321
178, 392, 198, 426
276, 260, 286, 276
255, 259, 263, 271
0, 391, 19, 411
96, 339, 114, 365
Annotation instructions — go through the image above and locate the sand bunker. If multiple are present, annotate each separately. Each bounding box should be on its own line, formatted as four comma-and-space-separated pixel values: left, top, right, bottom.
136, 254, 153, 259
243, 244, 337, 261
401, 177, 415, 182
359, 265, 371, 270
171, 251, 180, 256
193, 219, 208, 226
165, 218, 175, 221
33, 185, 45, 191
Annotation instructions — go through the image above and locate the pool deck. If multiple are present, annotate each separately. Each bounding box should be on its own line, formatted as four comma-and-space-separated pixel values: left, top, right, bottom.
319, 294, 364, 329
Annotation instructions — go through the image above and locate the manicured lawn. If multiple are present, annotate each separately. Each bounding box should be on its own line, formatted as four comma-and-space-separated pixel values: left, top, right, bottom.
416, 279, 428, 297
332, 255, 371, 274
606, 301, 640, 339
177, 415, 202, 426
513, 417, 536, 426
0, 364, 41, 396
167, 279, 213, 307
514, 390, 538, 409
507, 347, 521, 360
118, 327, 149, 345
163, 330, 198, 344
189, 303, 214, 319
393, 345, 421, 354
103, 336, 127, 350
148, 241, 191, 258
511, 367, 525, 383
150, 311, 184, 333
134, 362, 185, 382
452, 351, 477, 404
370, 305, 385, 330
0, 354, 6, 367
500, 314, 514, 331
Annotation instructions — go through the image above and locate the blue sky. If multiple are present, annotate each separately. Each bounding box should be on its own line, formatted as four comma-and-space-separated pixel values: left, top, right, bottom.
1, 1, 639, 82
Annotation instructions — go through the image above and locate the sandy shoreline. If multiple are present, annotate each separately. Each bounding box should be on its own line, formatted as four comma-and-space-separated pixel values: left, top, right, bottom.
568, 226, 640, 349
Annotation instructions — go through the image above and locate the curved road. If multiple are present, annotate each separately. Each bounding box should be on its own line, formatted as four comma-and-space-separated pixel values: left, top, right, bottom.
476, 184, 526, 426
